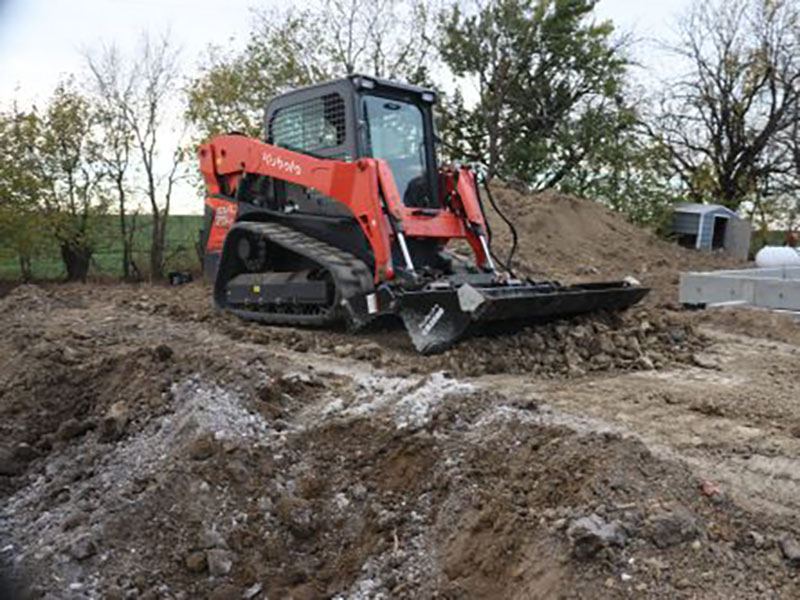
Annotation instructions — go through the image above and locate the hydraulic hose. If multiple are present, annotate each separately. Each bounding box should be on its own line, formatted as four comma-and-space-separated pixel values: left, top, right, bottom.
474, 183, 504, 272
479, 179, 518, 278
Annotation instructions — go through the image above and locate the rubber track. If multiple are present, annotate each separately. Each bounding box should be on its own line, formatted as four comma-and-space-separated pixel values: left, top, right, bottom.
220, 221, 374, 327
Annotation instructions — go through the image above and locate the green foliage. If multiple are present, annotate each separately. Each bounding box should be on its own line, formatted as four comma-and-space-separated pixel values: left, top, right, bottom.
0, 108, 45, 207
39, 82, 109, 280
186, 11, 325, 139
0, 214, 202, 280
439, 0, 629, 185
186, 1, 440, 141
0, 82, 110, 281
559, 128, 680, 227
0, 106, 51, 279
186, 0, 673, 227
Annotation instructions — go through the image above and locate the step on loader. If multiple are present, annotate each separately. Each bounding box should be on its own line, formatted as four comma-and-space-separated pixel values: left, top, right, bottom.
199, 75, 648, 354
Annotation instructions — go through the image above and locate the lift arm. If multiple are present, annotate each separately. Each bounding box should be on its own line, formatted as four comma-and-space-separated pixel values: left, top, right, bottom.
199, 134, 399, 281
199, 134, 493, 283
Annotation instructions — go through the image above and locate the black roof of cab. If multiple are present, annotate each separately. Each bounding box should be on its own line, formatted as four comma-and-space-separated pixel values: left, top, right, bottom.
265, 74, 436, 115
262, 73, 440, 207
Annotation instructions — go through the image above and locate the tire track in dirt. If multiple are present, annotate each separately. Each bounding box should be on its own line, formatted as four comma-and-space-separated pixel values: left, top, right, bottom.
473, 332, 800, 519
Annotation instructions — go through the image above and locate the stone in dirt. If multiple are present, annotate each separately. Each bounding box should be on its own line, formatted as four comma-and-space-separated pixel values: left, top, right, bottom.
0, 448, 23, 476
56, 418, 94, 441
200, 527, 228, 549
333, 344, 354, 358
276, 495, 315, 539
187, 432, 217, 461
699, 479, 722, 499
62, 511, 89, 532
185, 551, 207, 573
567, 513, 627, 559
153, 343, 174, 362
645, 508, 700, 548
352, 342, 383, 361
206, 548, 234, 576
779, 535, 800, 565
12, 442, 39, 463
208, 583, 241, 600
243, 583, 263, 599
99, 401, 129, 443
747, 531, 767, 549
636, 355, 655, 370
691, 353, 720, 370
68, 533, 97, 561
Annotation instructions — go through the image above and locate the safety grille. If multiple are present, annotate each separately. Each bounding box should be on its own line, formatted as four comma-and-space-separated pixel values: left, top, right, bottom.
270, 93, 347, 155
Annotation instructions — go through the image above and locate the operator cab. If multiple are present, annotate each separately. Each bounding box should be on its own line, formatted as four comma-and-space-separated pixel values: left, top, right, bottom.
238, 75, 448, 276
264, 74, 440, 209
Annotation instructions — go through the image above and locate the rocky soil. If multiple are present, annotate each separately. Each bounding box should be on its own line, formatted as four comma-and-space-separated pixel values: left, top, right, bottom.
1, 191, 799, 599
0, 280, 798, 599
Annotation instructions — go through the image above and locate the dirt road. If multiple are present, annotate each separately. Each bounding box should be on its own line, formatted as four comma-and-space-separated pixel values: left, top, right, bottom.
0, 281, 799, 599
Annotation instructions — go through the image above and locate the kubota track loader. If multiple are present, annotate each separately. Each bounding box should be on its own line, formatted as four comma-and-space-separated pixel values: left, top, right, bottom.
199, 75, 648, 353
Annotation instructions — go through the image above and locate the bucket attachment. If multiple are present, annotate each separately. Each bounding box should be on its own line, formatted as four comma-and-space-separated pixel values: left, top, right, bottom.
398, 281, 649, 354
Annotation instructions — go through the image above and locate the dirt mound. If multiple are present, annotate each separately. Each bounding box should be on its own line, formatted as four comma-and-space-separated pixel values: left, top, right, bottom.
305, 308, 708, 379
484, 186, 742, 305
103, 283, 707, 380
0, 336, 792, 598
0, 283, 75, 313
401, 308, 705, 378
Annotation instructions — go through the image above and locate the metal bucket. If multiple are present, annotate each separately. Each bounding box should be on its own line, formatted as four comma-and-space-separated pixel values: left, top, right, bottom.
398, 281, 650, 354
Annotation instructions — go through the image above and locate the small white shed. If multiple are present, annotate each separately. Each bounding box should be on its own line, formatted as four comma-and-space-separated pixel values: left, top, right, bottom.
671, 203, 751, 259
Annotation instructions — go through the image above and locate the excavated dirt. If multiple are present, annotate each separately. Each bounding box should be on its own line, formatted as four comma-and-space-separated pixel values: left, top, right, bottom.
112, 283, 708, 379
697, 306, 800, 347
484, 186, 742, 306
0, 281, 799, 600
2, 190, 799, 599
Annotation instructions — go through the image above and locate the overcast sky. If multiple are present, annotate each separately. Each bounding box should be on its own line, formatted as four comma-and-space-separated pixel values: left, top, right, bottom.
0, 0, 692, 213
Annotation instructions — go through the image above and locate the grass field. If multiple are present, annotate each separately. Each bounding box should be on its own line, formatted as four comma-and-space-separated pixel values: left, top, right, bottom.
0, 210, 788, 281
0, 214, 204, 280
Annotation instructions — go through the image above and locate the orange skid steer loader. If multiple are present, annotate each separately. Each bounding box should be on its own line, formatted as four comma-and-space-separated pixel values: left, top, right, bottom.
198, 75, 647, 353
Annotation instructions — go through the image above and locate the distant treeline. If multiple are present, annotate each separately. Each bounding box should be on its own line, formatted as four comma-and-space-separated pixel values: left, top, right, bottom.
4, 0, 800, 283
0, 215, 202, 280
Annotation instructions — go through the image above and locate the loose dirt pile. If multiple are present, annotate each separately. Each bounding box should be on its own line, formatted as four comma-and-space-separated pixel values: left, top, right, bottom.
1, 283, 800, 599
110, 282, 708, 379
317, 309, 706, 379
484, 186, 742, 306
0, 192, 793, 599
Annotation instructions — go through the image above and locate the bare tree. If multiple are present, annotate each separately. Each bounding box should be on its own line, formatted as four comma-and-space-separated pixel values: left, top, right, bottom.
651, 0, 800, 209
187, 1, 441, 141
86, 45, 138, 279
87, 33, 186, 280
783, 115, 800, 227
324, 0, 439, 81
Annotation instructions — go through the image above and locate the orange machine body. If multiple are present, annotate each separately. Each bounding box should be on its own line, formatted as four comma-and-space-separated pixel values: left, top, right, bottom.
199, 134, 490, 284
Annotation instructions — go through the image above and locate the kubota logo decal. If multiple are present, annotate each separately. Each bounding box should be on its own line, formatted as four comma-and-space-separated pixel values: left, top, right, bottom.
262, 152, 302, 176
214, 205, 235, 228
420, 304, 445, 336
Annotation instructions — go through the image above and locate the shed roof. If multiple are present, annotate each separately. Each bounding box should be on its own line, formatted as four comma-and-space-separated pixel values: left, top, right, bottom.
674, 202, 738, 217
